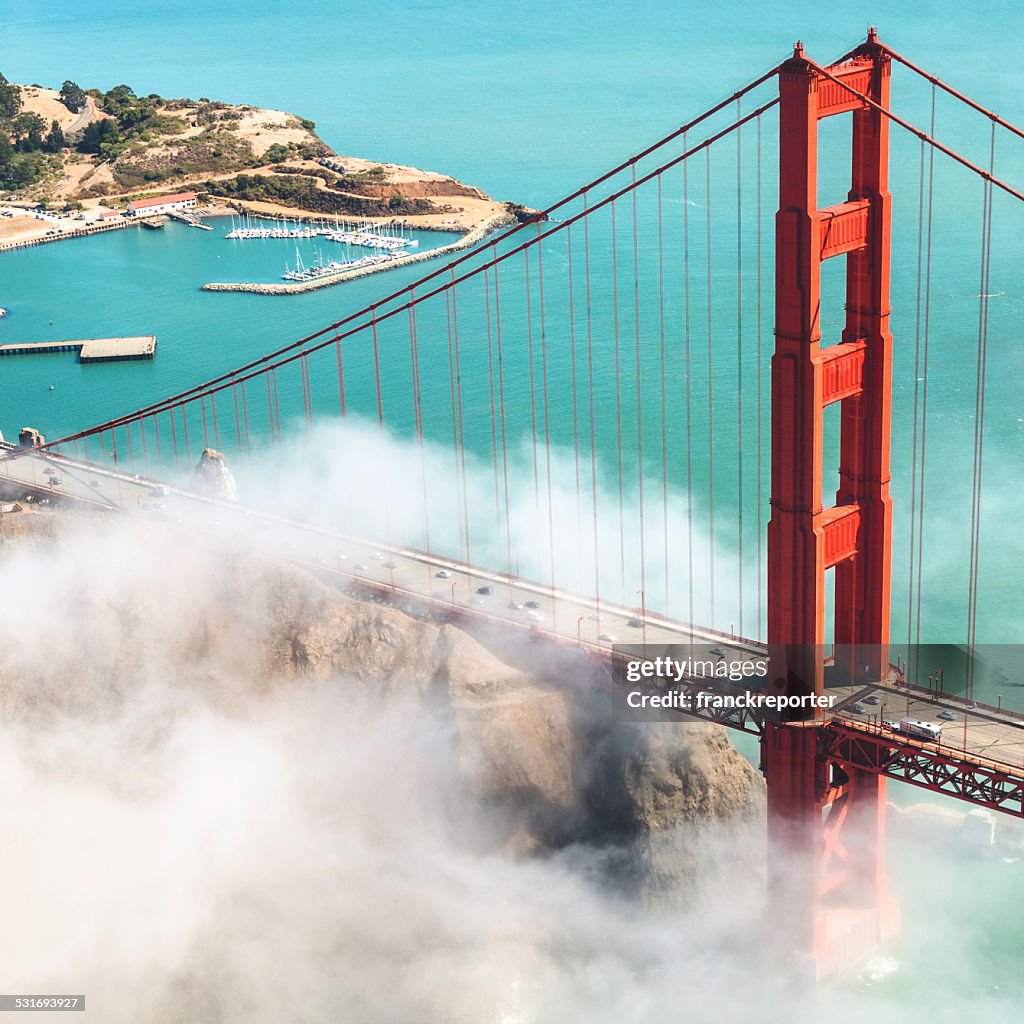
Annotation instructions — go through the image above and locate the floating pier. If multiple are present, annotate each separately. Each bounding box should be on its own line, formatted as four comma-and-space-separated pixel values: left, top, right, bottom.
167, 211, 212, 231
0, 335, 157, 362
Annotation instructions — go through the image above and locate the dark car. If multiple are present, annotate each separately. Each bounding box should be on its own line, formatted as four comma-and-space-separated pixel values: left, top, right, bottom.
476, 585, 494, 595
524, 600, 541, 610
627, 617, 643, 628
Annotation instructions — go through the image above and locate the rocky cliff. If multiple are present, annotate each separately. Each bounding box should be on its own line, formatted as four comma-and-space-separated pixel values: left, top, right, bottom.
0, 506, 764, 895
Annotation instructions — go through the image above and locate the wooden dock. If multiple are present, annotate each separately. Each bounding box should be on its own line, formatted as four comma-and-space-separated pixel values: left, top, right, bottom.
0, 335, 157, 362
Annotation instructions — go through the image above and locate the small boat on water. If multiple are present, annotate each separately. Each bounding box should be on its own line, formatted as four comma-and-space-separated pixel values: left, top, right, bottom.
0, 307, 7, 318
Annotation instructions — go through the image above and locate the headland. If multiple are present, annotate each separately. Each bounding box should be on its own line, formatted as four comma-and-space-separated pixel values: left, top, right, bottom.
0, 73, 529, 256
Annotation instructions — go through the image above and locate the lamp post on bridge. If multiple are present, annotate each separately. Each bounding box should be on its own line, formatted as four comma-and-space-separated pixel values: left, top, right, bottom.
450, 580, 457, 608
636, 589, 647, 646
577, 615, 585, 646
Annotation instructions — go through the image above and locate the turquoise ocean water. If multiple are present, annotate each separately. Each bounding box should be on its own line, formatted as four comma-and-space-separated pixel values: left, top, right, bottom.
2, 0, 1024, 1016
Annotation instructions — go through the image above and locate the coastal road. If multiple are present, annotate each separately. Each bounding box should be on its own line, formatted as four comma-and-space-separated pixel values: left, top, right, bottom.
67, 96, 97, 136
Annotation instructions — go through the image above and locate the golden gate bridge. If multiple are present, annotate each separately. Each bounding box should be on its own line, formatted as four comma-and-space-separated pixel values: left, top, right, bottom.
2, 30, 1023, 981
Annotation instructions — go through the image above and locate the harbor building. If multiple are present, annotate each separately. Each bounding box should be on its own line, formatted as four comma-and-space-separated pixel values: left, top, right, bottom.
126, 192, 199, 217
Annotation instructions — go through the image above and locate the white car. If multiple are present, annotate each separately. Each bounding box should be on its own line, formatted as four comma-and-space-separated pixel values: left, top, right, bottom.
435, 569, 452, 579
599, 632, 617, 643
526, 610, 544, 623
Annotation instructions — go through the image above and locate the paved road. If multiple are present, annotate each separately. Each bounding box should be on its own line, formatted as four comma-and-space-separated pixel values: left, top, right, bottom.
67, 96, 96, 136
3, 442, 1023, 776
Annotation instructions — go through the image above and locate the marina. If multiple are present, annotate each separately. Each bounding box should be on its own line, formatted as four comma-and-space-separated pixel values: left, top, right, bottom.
0, 335, 157, 362
225, 214, 417, 251
281, 244, 411, 283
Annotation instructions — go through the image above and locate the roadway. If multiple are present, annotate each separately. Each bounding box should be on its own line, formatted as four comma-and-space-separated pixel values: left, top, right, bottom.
67, 96, 97, 136
2, 441, 1023, 786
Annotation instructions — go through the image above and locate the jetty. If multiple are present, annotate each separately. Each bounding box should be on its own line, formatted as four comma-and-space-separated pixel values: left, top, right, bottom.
0, 335, 157, 362
167, 211, 212, 231
202, 212, 516, 296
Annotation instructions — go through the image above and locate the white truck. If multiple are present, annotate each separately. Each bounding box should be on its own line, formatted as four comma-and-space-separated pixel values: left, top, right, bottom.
895, 717, 943, 742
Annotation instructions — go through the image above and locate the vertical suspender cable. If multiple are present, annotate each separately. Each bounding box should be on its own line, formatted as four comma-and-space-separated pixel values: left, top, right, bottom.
585, 191, 602, 620
180, 405, 189, 460
535, 224, 557, 620
298, 356, 311, 430
912, 86, 937, 682
611, 198, 626, 599
493, 252, 514, 580
211, 392, 220, 451
755, 113, 764, 641
232, 378, 242, 452
706, 147, 716, 627
524, 248, 540, 506
240, 381, 251, 456
907, 133, 927, 661
169, 408, 179, 469
368, 306, 392, 549
967, 124, 996, 699
684, 133, 695, 634
451, 270, 472, 572
271, 371, 281, 446
445, 290, 465, 562
632, 166, 648, 622
484, 267, 502, 535
409, 296, 431, 572
335, 334, 347, 419
264, 361, 275, 444
736, 98, 744, 637
658, 173, 670, 608
567, 223, 582, 545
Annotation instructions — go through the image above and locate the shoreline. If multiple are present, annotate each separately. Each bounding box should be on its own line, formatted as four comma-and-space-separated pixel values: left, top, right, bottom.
0, 215, 145, 253
0, 200, 515, 253
199, 211, 516, 295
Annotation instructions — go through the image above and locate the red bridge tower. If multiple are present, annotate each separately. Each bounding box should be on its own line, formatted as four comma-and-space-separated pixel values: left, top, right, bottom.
765, 30, 899, 979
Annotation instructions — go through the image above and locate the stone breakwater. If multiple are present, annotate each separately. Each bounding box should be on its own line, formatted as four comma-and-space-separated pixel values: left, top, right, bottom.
200, 213, 517, 295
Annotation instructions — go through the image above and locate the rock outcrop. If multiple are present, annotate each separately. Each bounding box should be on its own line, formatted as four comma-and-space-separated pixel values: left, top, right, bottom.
0, 507, 764, 893
193, 447, 238, 501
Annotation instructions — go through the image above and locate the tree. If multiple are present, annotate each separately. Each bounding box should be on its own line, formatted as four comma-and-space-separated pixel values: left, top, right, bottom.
44, 120, 66, 153
0, 151, 45, 190
59, 80, 86, 113
11, 112, 46, 151
100, 84, 138, 118
78, 118, 120, 154
0, 71, 21, 120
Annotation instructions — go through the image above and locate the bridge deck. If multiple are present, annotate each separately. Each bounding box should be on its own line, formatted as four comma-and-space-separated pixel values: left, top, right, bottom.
2, 443, 1022, 814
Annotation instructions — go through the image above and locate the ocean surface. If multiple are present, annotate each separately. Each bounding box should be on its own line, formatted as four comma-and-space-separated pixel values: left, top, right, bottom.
2, 1, 1024, 1018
